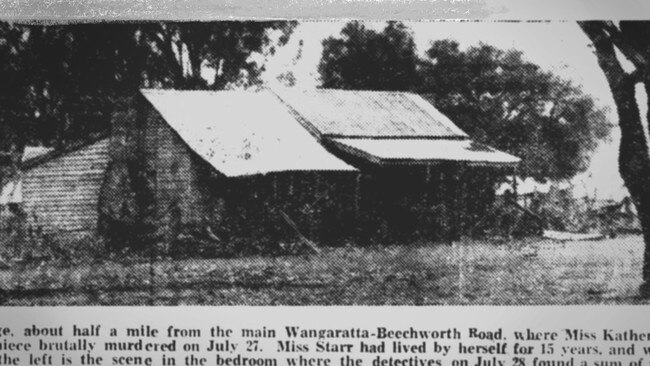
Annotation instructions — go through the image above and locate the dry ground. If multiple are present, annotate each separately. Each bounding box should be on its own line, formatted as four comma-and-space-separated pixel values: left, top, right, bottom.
0, 235, 645, 305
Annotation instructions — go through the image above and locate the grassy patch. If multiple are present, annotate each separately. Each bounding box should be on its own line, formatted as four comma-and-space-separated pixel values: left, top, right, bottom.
0, 235, 646, 305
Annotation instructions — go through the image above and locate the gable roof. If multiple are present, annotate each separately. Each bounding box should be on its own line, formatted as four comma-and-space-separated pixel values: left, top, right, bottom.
275, 89, 468, 139
140, 88, 519, 175
140, 89, 356, 177
21, 135, 110, 170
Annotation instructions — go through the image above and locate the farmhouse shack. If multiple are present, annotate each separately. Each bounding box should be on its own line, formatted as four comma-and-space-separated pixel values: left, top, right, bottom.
3, 88, 520, 250
99, 88, 519, 251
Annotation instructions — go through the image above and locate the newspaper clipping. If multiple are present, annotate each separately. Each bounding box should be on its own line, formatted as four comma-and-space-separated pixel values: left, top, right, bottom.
0, 307, 649, 366
1, 0, 650, 364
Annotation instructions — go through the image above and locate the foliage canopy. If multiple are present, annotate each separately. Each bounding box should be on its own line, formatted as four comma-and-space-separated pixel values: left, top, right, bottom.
319, 21, 611, 181
0, 21, 296, 149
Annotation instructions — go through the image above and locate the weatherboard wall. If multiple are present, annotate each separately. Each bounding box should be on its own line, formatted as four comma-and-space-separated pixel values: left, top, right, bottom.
22, 139, 110, 233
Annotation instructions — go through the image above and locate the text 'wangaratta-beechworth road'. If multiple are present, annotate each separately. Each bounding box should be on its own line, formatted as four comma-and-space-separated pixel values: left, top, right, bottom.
284, 327, 466, 340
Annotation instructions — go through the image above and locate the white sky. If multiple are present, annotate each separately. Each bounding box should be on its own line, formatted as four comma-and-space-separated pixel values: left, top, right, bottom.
261, 21, 630, 200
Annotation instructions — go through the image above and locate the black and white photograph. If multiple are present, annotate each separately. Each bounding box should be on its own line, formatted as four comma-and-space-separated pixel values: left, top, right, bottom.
1, 8, 650, 305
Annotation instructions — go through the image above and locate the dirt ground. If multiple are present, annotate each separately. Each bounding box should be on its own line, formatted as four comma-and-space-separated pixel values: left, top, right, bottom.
0, 235, 645, 305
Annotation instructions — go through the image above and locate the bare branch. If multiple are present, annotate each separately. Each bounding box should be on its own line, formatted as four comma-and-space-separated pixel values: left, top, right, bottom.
579, 21, 632, 90
602, 21, 649, 71
144, 25, 184, 84
580, 20, 650, 204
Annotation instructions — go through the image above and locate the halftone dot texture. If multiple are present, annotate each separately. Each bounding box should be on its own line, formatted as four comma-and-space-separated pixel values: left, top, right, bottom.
0, 20, 641, 306
0, 236, 645, 305
0, 87, 637, 306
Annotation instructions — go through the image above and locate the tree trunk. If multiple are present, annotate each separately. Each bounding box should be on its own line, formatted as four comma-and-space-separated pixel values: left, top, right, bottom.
618, 78, 650, 296
580, 21, 650, 296
638, 80, 650, 296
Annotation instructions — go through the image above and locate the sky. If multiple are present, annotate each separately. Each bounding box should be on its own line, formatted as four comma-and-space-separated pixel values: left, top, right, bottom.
261, 20, 631, 201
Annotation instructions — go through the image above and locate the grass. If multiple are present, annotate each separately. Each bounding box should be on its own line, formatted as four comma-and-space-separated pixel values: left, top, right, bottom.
0, 235, 646, 305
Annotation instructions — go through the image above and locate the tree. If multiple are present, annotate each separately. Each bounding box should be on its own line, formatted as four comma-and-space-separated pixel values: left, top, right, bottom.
319, 22, 611, 182
0, 23, 32, 152
319, 21, 418, 91
0, 23, 36, 194
116, 22, 296, 90
0, 21, 296, 150
420, 40, 610, 181
15, 24, 143, 148
579, 21, 650, 296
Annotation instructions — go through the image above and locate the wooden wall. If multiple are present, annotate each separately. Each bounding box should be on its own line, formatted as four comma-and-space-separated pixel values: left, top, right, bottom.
22, 139, 110, 233
222, 171, 359, 247
355, 164, 499, 243
141, 108, 212, 242
99, 96, 219, 249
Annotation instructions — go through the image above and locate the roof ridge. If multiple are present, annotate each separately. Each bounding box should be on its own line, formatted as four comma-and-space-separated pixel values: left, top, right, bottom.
324, 135, 469, 140
22, 134, 110, 170
308, 88, 421, 97
269, 89, 324, 141
140, 87, 266, 94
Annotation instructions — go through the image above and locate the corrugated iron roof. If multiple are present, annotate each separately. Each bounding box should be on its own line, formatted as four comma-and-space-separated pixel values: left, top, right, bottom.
331, 138, 520, 167
275, 89, 468, 138
141, 89, 357, 177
